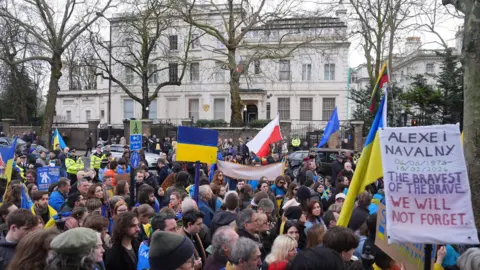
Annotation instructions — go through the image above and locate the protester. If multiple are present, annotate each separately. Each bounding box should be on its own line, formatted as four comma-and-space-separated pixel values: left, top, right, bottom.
0, 209, 38, 268
204, 226, 239, 270
263, 235, 297, 270
228, 237, 262, 270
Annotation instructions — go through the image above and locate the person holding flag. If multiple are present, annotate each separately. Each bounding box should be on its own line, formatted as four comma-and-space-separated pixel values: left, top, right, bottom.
51, 128, 67, 151
337, 61, 389, 228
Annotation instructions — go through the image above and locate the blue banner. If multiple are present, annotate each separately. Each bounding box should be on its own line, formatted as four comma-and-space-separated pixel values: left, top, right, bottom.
37, 166, 61, 191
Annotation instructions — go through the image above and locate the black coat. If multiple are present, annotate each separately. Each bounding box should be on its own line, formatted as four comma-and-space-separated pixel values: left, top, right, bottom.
348, 206, 370, 232
104, 240, 140, 270
331, 161, 343, 183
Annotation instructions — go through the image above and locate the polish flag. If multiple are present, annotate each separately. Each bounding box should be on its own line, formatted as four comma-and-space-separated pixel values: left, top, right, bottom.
247, 115, 283, 158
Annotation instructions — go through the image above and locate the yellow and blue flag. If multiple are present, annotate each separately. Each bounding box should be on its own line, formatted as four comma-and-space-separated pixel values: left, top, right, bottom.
176, 126, 219, 164
1, 138, 18, 203
337, 93, 387, 227
52, 128, 67, 150
318, 107, 340, 147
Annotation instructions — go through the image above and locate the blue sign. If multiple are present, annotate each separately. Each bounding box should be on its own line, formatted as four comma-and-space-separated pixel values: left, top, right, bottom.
131, 151, 140, 169
130, 134, 143, 151
37, 166, 61, 191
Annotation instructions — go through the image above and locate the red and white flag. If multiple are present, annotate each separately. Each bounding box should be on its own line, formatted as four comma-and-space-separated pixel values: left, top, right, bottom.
246, 115, 283, 157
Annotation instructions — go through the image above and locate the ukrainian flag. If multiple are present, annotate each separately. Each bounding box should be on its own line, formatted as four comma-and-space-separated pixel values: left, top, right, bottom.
337, 94, 387, 227
52, 128, 67, 150
176, 126, 218, 164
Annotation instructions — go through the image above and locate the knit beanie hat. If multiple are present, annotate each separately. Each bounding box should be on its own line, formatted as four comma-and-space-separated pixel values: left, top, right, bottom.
297, 186, 312, 201
50, 227, 97, 254
149, 231, 195, 270
284, 206, 303, 220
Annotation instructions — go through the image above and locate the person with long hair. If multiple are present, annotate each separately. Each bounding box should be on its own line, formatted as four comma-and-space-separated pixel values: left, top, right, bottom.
262, 235, 298, 270
86, 184, 108, 217
105, 212, 141, 270
114, 180, 130, 207
282, 183, 298, 209
238, 184, 254, 210
45, 228, 104, 270
212, 170, 225, 186
7, 228, 60, 270
306, 224, 326, 249
26, 183, 38, 199
271, 176, 287, 209
4, 183, 22, 208
304, 200, 325, 233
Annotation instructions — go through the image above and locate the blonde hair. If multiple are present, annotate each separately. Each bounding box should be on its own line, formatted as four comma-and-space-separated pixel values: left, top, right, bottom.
265, 235, 297, 264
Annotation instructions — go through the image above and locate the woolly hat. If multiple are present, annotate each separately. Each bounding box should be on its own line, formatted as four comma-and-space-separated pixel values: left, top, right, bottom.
297, 186, 312, 201
175, 171, 190, 187
284, 206, 303, 220
149, 231, 195, 270
50, 227, 97, 254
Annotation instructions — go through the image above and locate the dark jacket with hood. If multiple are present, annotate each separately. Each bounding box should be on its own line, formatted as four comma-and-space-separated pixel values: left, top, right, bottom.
0, 234, 17, 269
156, 165, 170, 186
104, 239, 140, 270
209, 210, 236, 236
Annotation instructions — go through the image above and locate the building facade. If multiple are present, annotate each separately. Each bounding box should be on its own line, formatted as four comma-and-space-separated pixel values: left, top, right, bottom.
56, 5, 351, 129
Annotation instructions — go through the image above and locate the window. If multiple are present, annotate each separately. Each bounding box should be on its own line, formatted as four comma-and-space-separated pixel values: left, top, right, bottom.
254, 60, 261, 74
191, 34, 200, 49
66, 111, 72, 121
190, 63, 200, 81
426, 63, 434, 73
126, 67, 134, 84
169, 35, 178, 50
169, 63, 178, 82
302, 64, 312, 81
351, 73, 358, 83
86, 110, 91, 121
123, 37, 134, 47
322, 98, 335, 120
266, 102, 271, 119
149, 100, 157, 119
278, 98, 290, 120
214, 99, 225, 120
324, 63, 335, 80
148, 64, 158, 84
188, 99, 199, 120
124, 99, 134, 119
279, 60, 290, 81
101, 110, 105, 119
300, 98, 313, 121
215, 61, 225, 82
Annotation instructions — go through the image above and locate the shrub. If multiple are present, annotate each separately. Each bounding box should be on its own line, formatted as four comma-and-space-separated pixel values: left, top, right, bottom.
247, 119, 271, 128
195, 119, 228, 128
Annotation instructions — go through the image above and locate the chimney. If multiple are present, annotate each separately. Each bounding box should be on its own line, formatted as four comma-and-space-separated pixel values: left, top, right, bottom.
336, 0, 347, 22
405, 36, 421, 55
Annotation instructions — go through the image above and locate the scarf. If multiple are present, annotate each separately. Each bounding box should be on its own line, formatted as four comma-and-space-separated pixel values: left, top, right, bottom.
34, 204, 49, 216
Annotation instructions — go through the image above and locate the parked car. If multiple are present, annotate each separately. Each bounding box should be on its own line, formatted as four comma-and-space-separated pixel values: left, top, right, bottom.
94, 144, 160, 169
288, 148, 354, 178
0, 137, 26, 152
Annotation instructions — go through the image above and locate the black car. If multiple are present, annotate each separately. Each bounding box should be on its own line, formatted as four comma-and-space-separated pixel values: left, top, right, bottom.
288, 148, 354, 178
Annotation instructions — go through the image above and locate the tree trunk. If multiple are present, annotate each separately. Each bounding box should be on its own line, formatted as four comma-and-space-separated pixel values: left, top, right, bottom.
462, 5, 480, 229
228, 48, 243, 127
40, 53, 62, 148
142, 82, 149, 119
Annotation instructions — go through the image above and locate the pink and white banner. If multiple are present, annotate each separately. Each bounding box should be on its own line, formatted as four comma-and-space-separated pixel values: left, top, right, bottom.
217, 160, 285, 181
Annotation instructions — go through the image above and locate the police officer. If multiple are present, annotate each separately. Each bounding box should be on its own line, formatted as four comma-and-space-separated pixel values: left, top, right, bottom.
66, 149, 84, 185
291, 137, 301, 151
89, 144, 105, 174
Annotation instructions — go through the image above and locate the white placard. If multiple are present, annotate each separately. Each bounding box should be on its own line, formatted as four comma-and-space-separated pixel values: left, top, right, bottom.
379, 125, 479, 244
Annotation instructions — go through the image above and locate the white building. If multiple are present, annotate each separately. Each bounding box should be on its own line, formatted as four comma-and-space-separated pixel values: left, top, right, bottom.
56, 5, 351, 128
350, 35, 462, 91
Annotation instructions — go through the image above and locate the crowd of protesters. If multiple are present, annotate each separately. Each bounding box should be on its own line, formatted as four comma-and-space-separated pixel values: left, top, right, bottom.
0, 132, 478, 270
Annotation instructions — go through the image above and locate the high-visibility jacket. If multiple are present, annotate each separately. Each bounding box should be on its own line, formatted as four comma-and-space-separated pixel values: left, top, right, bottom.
31, 204, 57, 229
66, 157, 84, 175
90, 153, 104, 170
14, 164, 25, 180
291, 138, 301, 147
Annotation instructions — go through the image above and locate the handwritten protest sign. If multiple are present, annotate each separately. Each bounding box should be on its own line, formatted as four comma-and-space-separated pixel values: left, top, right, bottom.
379, 125, 479, 244
37, 167, 60, 191
375, 204, 436, 270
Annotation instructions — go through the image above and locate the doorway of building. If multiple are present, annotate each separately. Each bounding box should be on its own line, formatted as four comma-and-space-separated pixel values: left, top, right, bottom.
243, 104, 258, 124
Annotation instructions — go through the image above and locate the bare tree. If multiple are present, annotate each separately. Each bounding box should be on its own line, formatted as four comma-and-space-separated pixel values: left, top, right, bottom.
89, 0, 192, 119
176, 0, 338, 126
0, 0, 113, 145
442, 0, 480, 228
64, 36, 98, 90
349, 0, 415, 86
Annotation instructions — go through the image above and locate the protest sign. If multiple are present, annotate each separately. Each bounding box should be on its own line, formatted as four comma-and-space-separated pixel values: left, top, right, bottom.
37, 167, 61, 191
375, 204, 436, 270
379, 125, 479, 244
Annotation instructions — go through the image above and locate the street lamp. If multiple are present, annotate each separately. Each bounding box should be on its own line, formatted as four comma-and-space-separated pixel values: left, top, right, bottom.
96, 12, 112, 141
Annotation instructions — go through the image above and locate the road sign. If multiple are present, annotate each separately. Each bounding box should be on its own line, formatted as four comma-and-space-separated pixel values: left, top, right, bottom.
130, 120, 143, 151
130, 134, 142, 151
130, 120, 142, 135
131, 151, 140, 169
